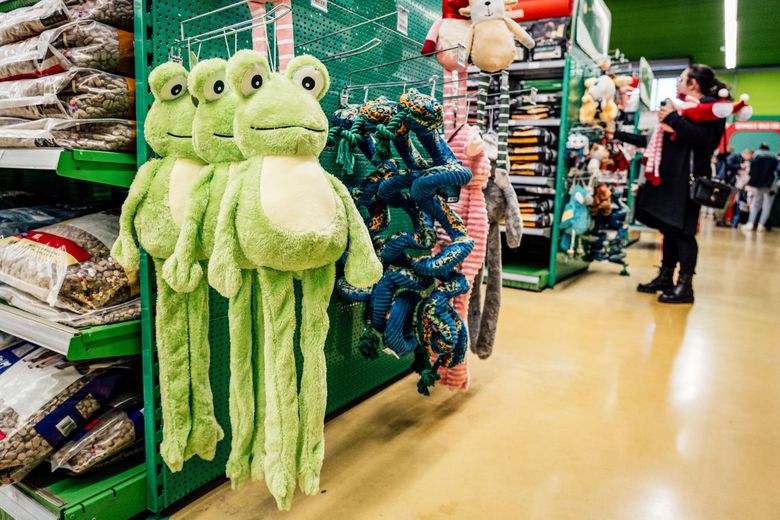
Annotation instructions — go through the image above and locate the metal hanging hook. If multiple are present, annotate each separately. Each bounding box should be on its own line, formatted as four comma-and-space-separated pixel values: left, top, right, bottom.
296, 12, 396, 48
348, 46, 461, 83
174, 3, 292, 50
322, 38, 382, 63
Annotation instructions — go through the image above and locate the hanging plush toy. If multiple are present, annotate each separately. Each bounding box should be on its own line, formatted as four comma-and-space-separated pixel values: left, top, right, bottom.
208, 51, 382, 510
579, 75, 619, 130
459, 0, 535, 73
559, 184, 592, 257
422, 0, 472, 135
159, 58, 259, 489
566, 132, 590, 172
591, 183, 612, 217
468, 161, 522, 359
112, 63, 222, 472
588, 142, 609, 177
434, 123, 489, 390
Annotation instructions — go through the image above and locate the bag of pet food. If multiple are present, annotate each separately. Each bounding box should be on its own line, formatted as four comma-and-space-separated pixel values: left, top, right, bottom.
0, 118, 136, 152
0, 21, 133, 83
0, 211, 139, 313
0, 341, 135, 484
0, 284, 140, 326
0, 0, 133, 46
0, 202, 104, 238
50, 405, 143, 475
0, 68, 135, 120
0, 191, 39, 210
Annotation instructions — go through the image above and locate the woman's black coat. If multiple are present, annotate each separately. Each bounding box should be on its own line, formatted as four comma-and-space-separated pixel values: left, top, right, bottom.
636, 104, 726, 236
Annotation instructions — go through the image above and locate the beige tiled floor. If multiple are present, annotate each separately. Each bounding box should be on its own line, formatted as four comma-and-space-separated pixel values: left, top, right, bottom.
174, 223, 780, 520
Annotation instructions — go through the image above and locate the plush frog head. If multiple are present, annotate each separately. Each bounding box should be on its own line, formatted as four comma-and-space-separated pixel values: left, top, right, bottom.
227, 50, 330, 157
188, 58, 244, 164
144, 62, 199, 160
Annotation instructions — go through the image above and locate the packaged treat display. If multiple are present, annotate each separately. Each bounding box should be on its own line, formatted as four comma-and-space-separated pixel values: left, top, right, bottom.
0, 0, 133, 46
0, 211, 140, 313
0, 68, 135, 120
0, 118, 136, 152
0, 21, 133, 83
51, 406, 143, 475
0, 285, 140, 327
0, 342, 135, 484
0, 202, 105, 238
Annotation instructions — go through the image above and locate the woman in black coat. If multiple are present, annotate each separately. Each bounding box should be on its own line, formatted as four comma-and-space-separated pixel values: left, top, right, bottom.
636, 65, 727, 304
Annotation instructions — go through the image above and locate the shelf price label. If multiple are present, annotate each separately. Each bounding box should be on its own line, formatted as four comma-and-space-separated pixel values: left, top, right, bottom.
311, 0, 327, 13
397, 6, 409, 35
456, 44, 467, 68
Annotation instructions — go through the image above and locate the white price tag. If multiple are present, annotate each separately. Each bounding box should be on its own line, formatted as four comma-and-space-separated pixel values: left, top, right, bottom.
456, 44, 467, 68
397, 6, 409, 35
311, 0, 327, 13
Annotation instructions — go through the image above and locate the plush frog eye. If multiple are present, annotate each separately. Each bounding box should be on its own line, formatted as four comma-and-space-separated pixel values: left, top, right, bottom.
240, 64, 269, 96
159, 75, 188, 101
149, 61, 189, 101
286, 55, 330, 101
203, 71, 228, 101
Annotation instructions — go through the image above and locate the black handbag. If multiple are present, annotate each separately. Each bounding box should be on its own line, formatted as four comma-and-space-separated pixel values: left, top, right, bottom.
690, 176, 733, 209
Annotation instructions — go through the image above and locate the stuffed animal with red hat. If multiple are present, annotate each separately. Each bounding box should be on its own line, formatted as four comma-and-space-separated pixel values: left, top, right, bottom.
421, 0, 472, 71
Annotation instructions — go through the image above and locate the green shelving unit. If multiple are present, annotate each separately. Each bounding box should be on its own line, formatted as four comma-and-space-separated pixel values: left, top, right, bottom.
56, 150, 138, 188
0, 462, 145, 520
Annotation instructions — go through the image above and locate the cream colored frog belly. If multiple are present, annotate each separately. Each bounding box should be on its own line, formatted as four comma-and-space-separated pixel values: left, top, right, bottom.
261, 155, 337, 232
168, 158, 204, 229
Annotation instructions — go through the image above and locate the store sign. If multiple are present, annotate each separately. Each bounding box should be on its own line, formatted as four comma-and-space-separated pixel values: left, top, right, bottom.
397, 6, 409, 36
639, 57, 654, 108
575, 0, 611, 63
734, 121, 780, 132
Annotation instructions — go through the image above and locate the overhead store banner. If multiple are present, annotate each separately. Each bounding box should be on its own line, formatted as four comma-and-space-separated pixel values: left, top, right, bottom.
639, 57, 654, 108
575, 0, 611, 63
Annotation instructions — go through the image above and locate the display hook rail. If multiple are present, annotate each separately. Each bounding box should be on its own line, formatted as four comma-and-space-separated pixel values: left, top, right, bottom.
323, 38, 382, 63
297, 11, 397, 47
340, 75, 440, 105
347, 46, 462, 83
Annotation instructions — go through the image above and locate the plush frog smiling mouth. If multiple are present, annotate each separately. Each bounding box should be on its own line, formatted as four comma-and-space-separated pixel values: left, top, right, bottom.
209, 50, 382, 510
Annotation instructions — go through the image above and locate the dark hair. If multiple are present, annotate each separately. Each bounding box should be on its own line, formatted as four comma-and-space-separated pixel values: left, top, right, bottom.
687, 64, 730, 99
759, 143, 770, 151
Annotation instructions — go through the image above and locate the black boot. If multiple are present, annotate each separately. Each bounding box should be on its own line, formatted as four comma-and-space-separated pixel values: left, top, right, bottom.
658, 274, 695, 304
637, 267, 675, 293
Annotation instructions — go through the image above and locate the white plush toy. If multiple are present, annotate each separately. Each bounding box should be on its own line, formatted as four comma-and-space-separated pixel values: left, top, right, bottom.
459, 0, 535, 73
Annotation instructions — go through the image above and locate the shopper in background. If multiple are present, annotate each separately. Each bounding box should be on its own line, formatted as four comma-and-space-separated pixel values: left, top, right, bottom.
741, 143, 780, 232
636, 65, 728, 304
715, 148, 745, 226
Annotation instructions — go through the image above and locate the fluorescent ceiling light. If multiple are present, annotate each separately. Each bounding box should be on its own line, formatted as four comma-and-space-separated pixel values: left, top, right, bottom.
725, 0, 738, 69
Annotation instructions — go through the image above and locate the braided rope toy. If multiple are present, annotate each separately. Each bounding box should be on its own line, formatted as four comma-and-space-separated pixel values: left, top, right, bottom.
329, 90, 474, 394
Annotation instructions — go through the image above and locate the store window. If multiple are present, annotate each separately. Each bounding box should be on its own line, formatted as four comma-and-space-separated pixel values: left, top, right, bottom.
649, 77, 678, 110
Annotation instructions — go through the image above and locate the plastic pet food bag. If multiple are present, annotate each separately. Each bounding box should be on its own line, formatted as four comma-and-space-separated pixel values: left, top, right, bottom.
0, 202, 104, 238
0, 284, 140, 327
0, 21, 133, 83
0, 0, 133, 46
0, 118, 136, 152
0, 211, 139, 313
0, 191, 39, 210
0, 341, 134, 484
0, 68, 135, 120
51, 406, 143, 475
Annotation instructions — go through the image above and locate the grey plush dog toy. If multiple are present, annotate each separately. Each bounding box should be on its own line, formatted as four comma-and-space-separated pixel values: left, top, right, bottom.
468, 131, 523, 359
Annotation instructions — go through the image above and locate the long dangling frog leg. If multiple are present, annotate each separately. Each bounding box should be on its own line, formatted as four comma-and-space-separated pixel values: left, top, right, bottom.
153, 257, 192, 473
184, 268, 224, 462
326, 174, 382, 289
209, 168, 245, 298
226, 269, 256, 489
258, 267, 298, 511
163, 165, 215, 293
249, 271, 266, 482
296, 263, 335, 495
112, 160, 159, 269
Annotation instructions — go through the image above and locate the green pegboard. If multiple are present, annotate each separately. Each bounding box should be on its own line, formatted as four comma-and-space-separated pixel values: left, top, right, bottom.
136, 0, 443, 513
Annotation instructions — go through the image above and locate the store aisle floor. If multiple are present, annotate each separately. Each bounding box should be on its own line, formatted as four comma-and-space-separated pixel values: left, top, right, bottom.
174, 224, 780, 520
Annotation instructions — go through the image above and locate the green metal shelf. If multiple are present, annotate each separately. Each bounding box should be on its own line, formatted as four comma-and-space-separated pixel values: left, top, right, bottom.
0, 149, 137, 188
0, 0, 37, 13
0, 303, 140, 360
500, 256, 589, 292
0, 462, 146, 520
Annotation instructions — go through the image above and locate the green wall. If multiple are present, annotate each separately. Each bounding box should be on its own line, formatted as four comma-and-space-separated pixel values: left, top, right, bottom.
719, 69, 780, 117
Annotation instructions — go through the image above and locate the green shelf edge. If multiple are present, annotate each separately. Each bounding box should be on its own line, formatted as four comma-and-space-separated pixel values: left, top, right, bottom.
16, 463, 146, 520
67, 319, 142, 361
56, 150, 137, 188
0, 0, 37, 13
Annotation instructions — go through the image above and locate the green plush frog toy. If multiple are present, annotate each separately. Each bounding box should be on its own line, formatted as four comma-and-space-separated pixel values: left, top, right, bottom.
208, 50, 382, 510
112, 62, 223, 473
160, 58, 258, 489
